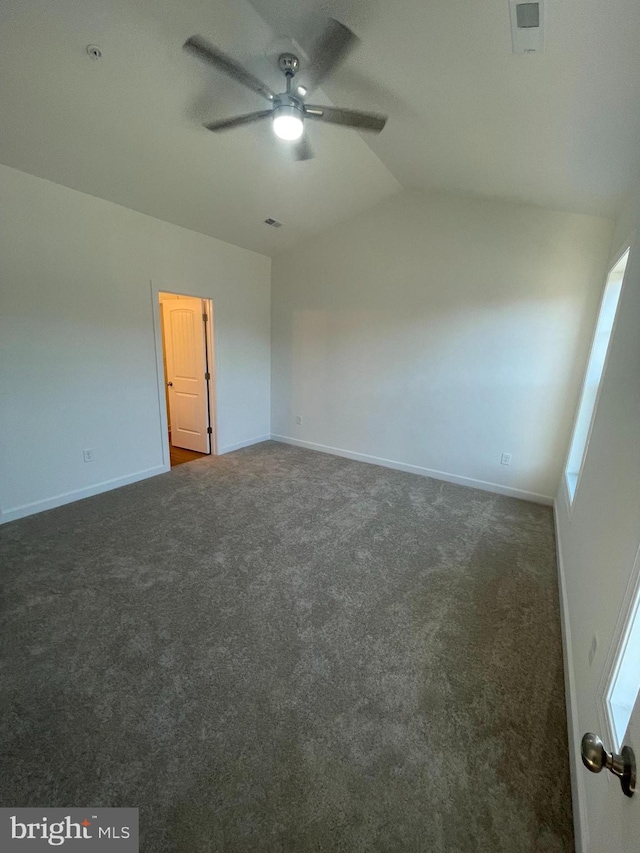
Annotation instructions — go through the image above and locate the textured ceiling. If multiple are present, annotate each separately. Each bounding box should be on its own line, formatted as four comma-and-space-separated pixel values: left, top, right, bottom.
1, 0, 639, 257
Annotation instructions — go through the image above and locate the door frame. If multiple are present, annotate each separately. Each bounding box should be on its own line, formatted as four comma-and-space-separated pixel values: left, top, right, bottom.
150, 281, 218, 468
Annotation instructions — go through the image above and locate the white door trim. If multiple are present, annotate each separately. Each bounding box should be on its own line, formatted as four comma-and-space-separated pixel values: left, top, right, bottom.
150, 281, 218, 463
553, 497, 589, 853
203, 296, 217, 456
597, 542, 640, 751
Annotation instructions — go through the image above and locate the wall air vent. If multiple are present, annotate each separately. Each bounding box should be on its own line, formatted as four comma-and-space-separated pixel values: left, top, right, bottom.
516, 2, 539, 27
264, 218, 283, 228
509, 0, 544, 54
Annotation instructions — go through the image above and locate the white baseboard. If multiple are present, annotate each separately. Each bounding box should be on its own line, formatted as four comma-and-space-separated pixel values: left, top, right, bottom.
2, 434, 273, 521
0, 464, 169, 524
219, 434, 271, 454
553, 495, 588, 853
271, 435, 554, 505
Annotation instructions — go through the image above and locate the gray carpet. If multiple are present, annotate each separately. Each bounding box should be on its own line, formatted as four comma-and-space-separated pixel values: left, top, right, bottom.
0, 441, 573, 852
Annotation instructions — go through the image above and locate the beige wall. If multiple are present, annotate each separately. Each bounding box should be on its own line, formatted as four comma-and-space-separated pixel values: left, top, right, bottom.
0, 165, 271, 522
271, 190, 613, 501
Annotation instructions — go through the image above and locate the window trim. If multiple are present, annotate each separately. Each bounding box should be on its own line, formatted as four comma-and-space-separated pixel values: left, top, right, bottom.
564, 245, 631, 511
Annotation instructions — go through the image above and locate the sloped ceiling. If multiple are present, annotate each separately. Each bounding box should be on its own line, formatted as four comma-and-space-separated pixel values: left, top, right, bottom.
0, 0, 400, 256
249, 0, 640, 220
1, 0, 639, 257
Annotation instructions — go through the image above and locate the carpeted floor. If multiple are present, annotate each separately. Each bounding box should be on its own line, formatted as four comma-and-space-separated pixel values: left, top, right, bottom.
0, 441, 573, 852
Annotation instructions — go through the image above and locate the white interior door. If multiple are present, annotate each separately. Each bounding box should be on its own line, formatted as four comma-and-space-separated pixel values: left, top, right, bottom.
161, 296, 210, 453
583, 557, 640, 852
621, 702, 640, 851
586, 701, 640, 852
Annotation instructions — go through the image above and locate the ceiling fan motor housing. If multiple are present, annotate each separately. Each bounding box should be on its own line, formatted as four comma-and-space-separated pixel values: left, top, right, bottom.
273, 94, 303, 112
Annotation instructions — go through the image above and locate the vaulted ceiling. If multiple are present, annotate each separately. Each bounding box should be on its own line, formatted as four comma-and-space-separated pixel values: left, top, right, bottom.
251, 0, 640, 221
1, 0, 639, 256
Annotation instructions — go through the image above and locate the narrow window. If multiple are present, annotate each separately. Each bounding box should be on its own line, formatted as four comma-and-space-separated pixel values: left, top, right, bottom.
564, 249, 629, 503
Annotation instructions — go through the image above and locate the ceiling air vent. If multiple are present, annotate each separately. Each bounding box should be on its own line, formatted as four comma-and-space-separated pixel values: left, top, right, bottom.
264, 218, 283, 228
509, 0, 544, 54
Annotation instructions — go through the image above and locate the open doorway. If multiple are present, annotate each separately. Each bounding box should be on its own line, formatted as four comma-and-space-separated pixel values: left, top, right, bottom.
158, 291, 215, 467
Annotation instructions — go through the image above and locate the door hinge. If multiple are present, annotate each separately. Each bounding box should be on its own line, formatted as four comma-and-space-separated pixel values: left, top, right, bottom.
204, 372, 210, 381
207, 427, 213, 434
202, 312, 208, 322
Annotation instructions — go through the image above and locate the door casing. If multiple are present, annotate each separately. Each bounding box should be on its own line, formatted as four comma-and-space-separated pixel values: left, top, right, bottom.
151, 282, 217, 469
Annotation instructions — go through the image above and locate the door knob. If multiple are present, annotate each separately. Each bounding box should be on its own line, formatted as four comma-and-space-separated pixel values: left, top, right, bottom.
581, 732, 636, 797
167, 381, 173, 386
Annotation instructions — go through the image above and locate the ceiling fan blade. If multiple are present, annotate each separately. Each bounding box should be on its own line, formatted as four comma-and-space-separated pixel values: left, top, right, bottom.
305, 19, 359, 92
291, 135, 314, 161
304, 105, 387, 133
204, 110, 272, 132
184, 35, 275, 102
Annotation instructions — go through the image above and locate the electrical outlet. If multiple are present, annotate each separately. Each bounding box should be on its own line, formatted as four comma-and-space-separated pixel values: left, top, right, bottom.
295, 416, 303, 426
588, 634, 598, 666
500, 452, 512, 466
83, 448, 95, 463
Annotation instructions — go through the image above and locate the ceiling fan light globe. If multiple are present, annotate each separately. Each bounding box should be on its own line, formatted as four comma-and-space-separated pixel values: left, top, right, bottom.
273, 106, 304, 141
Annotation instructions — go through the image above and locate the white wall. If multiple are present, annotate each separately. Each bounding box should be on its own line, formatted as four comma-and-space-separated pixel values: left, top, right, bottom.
0, 165, 271, 522
271, 190, 613, 502
555, 187, 639, 851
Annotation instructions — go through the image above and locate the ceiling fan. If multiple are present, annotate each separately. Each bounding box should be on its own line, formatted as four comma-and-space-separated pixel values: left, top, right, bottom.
184, 19, 387, 161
